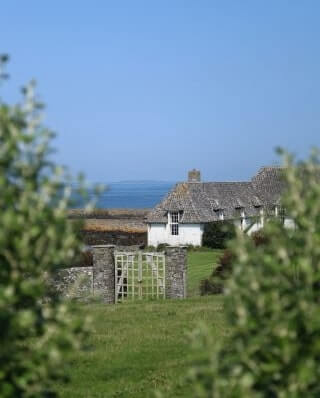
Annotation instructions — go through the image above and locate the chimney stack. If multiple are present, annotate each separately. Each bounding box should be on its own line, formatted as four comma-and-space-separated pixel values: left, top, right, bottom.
188, 169, 201, 182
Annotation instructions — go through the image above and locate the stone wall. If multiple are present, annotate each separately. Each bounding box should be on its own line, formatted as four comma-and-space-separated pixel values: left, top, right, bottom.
165, 246, 187, 299
81, 230, 147, 247
51, 245, 187, 302
68, 208, 150, 219
51, 245, 116, 303
68, 208, 148, 247
92, 245, 115, 304
53, 267, 93, 299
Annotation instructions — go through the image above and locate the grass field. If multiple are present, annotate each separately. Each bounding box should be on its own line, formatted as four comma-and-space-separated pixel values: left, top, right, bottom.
187, 249, 222, 296
56, 250, 225, 397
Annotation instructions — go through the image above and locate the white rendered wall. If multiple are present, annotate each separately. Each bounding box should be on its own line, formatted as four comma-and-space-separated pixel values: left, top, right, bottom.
284, 218, 295, 229
148, 224, 166, 246
234, 218, 249, 230
148, 217, 295, 247
148, 223, 203, 246
242, 217, 295, 235
246, 220, 262, 235
234, 218, 259, 234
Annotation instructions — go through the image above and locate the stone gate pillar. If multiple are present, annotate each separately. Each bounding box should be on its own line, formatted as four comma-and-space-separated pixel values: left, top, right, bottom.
92, 245, 115, 304
165, 246, 187, 299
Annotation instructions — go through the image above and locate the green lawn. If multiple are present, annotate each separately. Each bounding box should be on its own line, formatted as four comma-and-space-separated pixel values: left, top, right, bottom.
56, 250, 225, 398
187, 249, 222, 296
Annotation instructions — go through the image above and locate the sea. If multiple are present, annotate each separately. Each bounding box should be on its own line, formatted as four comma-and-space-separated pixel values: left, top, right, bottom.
71, 181, 176, 209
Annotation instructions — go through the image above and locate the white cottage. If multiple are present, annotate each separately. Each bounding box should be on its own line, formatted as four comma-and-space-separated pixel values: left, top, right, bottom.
147, 167, 289, 246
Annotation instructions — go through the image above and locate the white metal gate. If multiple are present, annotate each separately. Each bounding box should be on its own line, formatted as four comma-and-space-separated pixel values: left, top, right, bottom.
115, 251, 165, 302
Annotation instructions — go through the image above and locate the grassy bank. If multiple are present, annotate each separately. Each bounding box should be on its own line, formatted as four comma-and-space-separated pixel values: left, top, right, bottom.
56, 250, 224, 397
187, 249, 222, 296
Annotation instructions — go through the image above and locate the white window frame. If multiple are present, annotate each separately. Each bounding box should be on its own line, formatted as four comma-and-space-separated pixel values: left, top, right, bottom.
240, 209, 245, 230
279, 206, 286, 225
254, 206, 262, 228
260, 208, 264, 228
170, 211, 180, 235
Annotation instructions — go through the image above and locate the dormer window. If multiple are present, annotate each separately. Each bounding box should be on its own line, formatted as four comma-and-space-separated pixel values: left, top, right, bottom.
278, 206, 286, 224
170, 212, 179, 235
214, 209, 224, 220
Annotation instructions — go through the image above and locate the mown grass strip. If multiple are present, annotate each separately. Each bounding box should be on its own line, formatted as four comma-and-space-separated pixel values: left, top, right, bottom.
55, 251, 224, 397
187, 250, 222, 296
57, 296, 226, 398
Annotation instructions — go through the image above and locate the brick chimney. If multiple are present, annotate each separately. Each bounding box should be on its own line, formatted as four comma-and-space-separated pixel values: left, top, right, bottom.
188, 169, 201, 182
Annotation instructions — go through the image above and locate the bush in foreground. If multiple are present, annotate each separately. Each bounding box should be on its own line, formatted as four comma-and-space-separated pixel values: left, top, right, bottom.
189, 150, 320, 397
0, 57, 89, 397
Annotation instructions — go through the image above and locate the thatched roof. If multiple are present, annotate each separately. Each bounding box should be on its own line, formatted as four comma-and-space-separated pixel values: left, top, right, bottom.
80, 219, 147, 233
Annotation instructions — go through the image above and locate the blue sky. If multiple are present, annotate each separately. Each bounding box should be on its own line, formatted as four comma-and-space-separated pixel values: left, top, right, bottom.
1, 1, 320, 182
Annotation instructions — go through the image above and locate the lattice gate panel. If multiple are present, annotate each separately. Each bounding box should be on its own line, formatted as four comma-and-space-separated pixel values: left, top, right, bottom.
115, 251, 165, 303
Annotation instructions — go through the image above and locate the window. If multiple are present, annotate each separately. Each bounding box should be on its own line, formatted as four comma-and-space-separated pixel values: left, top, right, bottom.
170, 212, 179, 235
279, 206, 286, 225
214, 209, 224, 221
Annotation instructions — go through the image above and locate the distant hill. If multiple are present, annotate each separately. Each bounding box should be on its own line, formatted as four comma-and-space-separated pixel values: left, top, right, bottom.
111, 180, 175, 184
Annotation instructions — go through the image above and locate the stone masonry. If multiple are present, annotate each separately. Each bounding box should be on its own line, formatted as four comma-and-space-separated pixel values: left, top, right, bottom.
53, 267, 93, 299
92, 245, 115, 304
52, 245, 187, 302
165, 246, 187, 299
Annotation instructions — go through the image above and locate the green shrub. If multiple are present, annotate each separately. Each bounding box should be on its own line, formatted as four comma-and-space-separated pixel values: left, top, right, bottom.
202, 221, 236, 249
0, 56, 90, 397
200, 233, 269, 296
189, 150, 320, 397
200, 249, 234, 295
70, 249, 93, 268
250, 230, 270, 247
156, 243, 167, 252
143, 245, 157, 252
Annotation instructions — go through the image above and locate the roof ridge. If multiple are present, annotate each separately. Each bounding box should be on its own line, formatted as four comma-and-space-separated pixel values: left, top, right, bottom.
253, 165, 285, 176
259, 165, 284, 169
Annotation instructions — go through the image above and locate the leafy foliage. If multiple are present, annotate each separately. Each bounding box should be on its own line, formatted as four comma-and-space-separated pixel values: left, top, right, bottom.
69, 249, 93, 268
200, 250, 234, 295
202, 221, 236, 249
189, 150, 320, 397
200, 231, 269, 296
0, 57, 89, 397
